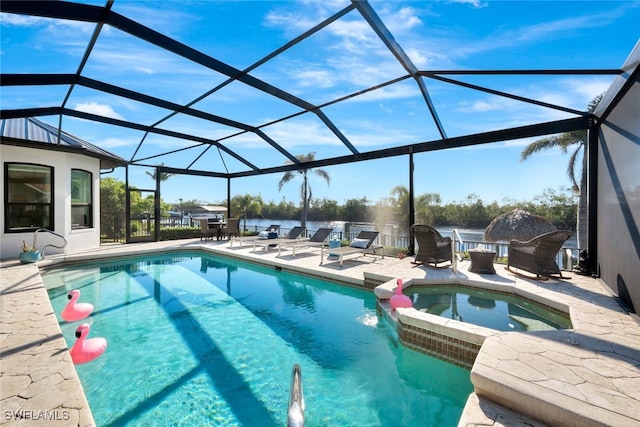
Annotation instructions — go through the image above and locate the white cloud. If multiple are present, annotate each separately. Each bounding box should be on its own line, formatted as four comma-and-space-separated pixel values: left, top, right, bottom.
449, 0, 488, 9
295, 68, 337, 88
73, 102, 125, 121
264, 10, 322, 34
112, 4, 196, 37
453, 6, 630, 59
1, 13, 46, 26
346, 83, 418, 103
328, 18, 378, 47
456, 97, 518, 113
346, 120, 419, 147
260, 120, 342, 149
380, 6, 424, 34
135, 66, 155, 76
95, 136, 137, 149
1, 12, 94, 33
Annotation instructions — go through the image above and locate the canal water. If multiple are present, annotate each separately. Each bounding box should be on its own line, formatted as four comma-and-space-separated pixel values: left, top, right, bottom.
242, 218, 577, 249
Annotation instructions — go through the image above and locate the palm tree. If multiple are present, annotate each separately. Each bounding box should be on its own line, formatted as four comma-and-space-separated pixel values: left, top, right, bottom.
231, 194, 263, 232
146, 163, 175, 182
521, 93, 603, 250
278, 152, 330, 229
390, 185, 410, 229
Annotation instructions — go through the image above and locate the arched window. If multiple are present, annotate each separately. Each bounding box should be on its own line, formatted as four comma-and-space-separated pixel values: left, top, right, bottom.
71, 169, 92, 229
4, 163, 54, 232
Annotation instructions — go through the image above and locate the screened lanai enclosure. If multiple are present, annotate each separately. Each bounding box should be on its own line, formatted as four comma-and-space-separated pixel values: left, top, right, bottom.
1, 1, 639, 310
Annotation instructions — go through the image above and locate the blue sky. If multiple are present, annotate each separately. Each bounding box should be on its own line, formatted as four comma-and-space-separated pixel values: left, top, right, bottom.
2, 0, 639, 206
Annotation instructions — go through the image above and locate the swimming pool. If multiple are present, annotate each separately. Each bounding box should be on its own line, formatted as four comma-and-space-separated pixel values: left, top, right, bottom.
44, 252, 472, 426
409, 285, 572, 332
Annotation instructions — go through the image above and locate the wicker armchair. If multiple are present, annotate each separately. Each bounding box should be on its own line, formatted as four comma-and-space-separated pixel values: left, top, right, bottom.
507, 230, 571, 279
221, 218, 240, 239
411, 224, 452, 267
199, 219, 215, 240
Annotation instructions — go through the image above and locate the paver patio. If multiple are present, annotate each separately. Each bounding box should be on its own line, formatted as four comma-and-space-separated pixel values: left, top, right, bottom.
1, 238, 638, 426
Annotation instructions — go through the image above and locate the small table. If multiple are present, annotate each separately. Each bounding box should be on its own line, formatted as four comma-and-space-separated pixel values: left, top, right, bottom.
469, 249, 496, 274
327, 239, 341, 260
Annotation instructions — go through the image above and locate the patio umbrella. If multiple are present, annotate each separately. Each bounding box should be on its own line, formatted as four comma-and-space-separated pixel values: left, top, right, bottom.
483, 208, 557, 242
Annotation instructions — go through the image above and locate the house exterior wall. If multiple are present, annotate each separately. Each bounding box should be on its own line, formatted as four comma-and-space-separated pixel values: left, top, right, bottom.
0, 144, 102, 259
595, 41, 640, 313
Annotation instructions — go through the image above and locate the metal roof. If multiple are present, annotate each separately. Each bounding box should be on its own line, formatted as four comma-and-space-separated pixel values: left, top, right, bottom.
0, 116, 127, 169
0, 0, 632, 179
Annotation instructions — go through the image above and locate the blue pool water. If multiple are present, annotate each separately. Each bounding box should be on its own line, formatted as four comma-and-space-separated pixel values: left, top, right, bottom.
44, 252, 472, 426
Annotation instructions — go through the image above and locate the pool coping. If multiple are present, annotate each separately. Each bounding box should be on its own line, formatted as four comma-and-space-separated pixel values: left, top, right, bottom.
2, 238, 639, 427
374, 274, 640, 427
1, 262, 95, 427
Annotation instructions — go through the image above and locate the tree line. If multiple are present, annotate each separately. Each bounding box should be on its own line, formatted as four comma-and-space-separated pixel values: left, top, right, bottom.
221, 186, 577, 231
101, 179, 577, 237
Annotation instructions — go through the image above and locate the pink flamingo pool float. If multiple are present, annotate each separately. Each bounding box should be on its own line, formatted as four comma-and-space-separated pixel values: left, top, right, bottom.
390, 278, 413, 310
70, 323, 107, 364
61, 289, 94, 322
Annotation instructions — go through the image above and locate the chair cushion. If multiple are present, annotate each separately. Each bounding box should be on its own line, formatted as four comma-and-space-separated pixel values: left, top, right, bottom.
350, 238, 370, 249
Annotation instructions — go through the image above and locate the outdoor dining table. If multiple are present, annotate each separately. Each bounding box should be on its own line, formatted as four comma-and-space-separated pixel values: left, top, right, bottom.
207, 221, 227, 240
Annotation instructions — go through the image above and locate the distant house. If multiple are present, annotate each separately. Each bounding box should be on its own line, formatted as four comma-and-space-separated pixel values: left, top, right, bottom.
0, 117, 126, 259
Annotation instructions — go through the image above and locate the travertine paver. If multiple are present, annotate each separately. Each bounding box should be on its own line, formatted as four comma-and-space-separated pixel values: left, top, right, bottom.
2, 238, 639, 427
470, 296, 640, 427
0, 262, 94, 427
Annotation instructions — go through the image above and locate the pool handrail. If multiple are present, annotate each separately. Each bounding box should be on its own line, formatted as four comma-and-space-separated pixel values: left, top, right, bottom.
33, 228, 67, 258
452, 229, 465, 274
287, 364, 304, 427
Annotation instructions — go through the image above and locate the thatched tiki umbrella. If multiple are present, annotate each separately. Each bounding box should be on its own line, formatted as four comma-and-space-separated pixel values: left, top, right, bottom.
484, 208, 557, 242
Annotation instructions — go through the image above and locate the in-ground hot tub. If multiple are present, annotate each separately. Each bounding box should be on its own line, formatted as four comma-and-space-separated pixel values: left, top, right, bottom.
374, 277, 573, 369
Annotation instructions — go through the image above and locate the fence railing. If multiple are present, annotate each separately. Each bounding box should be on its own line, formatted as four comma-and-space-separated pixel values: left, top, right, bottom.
280, 226, 578, 272
99, 218, 578, 271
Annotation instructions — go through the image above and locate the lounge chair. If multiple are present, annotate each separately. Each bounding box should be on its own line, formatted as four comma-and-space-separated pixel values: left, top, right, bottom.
320, 230, 382, 266
506, 230, 572, 280
277, 228, 334, 257
232, 224, 281, 247
263, 224, 281, 234
411, 224, 452, 267
252, 226, 306, 252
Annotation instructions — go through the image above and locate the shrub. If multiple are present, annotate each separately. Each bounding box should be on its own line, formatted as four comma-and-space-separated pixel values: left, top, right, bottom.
159, 226, 200, 241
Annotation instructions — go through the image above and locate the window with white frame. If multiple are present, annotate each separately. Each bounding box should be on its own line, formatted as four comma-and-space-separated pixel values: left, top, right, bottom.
71, 169, 92, 229
4, 163, 54, 232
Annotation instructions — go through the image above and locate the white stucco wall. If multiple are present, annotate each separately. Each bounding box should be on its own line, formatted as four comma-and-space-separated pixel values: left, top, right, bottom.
594, 41, 640, 312
1, 145, 102, 259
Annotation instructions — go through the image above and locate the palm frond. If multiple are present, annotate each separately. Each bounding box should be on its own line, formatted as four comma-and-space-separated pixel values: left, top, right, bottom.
520, 137, 564, 160
588, 93, 605, 113
297, 153, 316, 162
313, 168, 331, 185
278, 171, 295, 191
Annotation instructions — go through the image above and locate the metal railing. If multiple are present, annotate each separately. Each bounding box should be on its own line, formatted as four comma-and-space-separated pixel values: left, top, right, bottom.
452, 229, 465, 274
276, 226, 577, 271
33, 228, 67, 258
100, 218, 578, 271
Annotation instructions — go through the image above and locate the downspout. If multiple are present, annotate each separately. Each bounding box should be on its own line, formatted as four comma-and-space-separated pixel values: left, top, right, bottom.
227, 177, 231, 219
587, 116, 599, 276
408, 151, 415, 255
154, 167, 161, 242
125, 165, 131, 244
